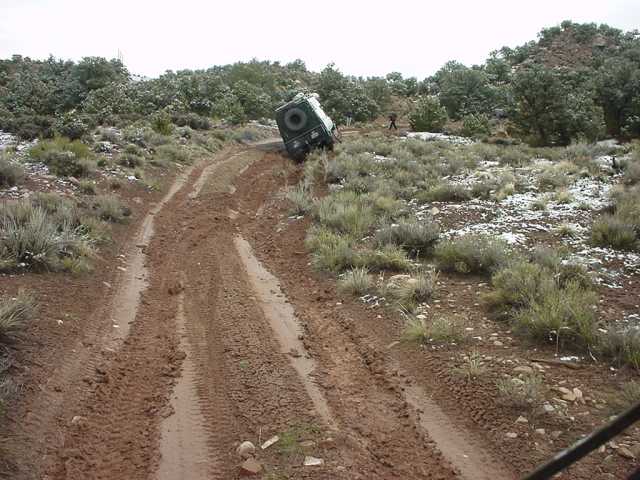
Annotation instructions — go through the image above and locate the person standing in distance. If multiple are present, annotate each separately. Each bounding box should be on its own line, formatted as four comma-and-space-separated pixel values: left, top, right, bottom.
388, 112, 398, 130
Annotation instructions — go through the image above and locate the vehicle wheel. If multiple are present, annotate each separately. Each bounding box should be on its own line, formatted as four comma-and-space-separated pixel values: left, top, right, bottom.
284, 108, 307, 132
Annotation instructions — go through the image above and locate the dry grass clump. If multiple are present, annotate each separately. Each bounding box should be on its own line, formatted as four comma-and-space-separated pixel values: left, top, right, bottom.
154, 144, 190, 164
455, 351, 487, 380
537, 162, 578, 191
553, 189, 574, 204
530, 197, 548, 211
358, 245, 413, 272
0, 153, 25, 187
606, 381, 640, 414
91, 194, 130, 223
555, 223, 577, 238
28, 137, 95, 177
600, 326, 640, 371
0, 204, 90, 271
417, 183, 471, 203
388, 270, 437, 308
402, 315, 466, 345
496, 373, 544, 410
285, 184, 314, 216
434, 235, 510, 275
485, 255, 598, 350
338, 267, 373, 295
591, 186, 640, 251
314, 191, 376, 238
0, 291, 36, 339
0, 193, 125, 272
623, 147, 640, 185
514, 282, 598, 348
78, 179, 96, 195
591, 215, 637, 250
374, 219, 440, 257
306, 226, 358, 273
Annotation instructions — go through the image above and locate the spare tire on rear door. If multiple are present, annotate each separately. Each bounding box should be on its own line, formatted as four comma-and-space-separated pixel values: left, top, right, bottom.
284, 107, 307, 132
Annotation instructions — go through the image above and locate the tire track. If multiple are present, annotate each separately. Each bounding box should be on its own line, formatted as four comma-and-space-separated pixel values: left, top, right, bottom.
42, 155, 227, 479
13, 162, 198, 480
157, 282, 212, 480
234, 235, 335, 428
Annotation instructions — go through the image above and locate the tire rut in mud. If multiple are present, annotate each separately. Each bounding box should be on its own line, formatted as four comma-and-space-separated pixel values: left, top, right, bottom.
44, 147, 346, 479
234, 151, 517, 480
41, 146, 509, 480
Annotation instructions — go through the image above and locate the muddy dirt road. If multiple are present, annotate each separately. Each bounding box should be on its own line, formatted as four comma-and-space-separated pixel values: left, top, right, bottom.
9, 145, 518, 479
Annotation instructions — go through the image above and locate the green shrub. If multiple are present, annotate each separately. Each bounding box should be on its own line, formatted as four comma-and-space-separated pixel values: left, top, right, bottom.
151, 112, 174, 135
591, 215, 637, 250
418, 183, 472, 202
0, 154, 24, 187
172, 112, 211, 130
315, 192, 376, 238
0, 291, 36, 339
409, 96, 448, 132
0, 203, 93, 271
117, 152, 144, 168
54, 112, 89, 140
29, 137, 94, 177
496, 374, 544, 409
402, 315, 465, 345
484, 261, 555, 315
600, 327, 640, 371
48, 151, 95, 177
390, 270, 437, 307
91, 195, 129, 223
434, 235, 510, 275
29, 136, 91, 162
624, 161, 640, 185
338, 267, 372, 295
514, 282, 598, 349
285, 184, 313, 215
556, 262, 594, 290
155, 144, 190, 164
358, 245, 413, 272
461, 114, 490, 138
309, 235, 357, 273
374, 219, 440, 257
606, 381, 640, 412
78, 180, 96, 195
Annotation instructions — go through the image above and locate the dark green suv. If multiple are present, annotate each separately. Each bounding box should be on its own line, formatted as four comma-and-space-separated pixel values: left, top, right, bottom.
275, 93, 338, 161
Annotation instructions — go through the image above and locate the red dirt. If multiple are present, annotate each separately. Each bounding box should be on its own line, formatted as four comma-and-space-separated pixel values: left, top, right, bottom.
1, 144, 637, 480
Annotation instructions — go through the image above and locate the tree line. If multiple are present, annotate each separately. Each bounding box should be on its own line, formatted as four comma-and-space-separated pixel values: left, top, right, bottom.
1, 20, 639, 146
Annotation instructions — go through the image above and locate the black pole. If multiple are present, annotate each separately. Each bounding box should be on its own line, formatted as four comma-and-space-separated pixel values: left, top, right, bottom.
523, 401, 640, 480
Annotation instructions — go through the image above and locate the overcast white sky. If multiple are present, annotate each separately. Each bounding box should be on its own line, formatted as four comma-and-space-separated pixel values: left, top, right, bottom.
1, 0, 638, 79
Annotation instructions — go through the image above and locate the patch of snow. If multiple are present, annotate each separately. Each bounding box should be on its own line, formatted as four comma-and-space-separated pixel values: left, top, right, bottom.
407, 132, 474, 145
405, 152, 638, 287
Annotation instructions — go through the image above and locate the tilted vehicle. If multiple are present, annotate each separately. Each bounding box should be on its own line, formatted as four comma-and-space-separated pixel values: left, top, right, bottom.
275, 93, 338, 161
